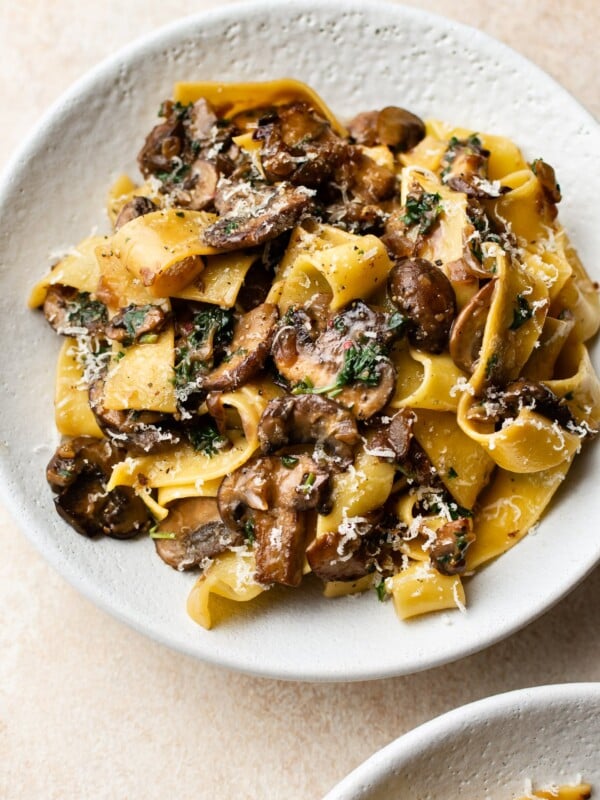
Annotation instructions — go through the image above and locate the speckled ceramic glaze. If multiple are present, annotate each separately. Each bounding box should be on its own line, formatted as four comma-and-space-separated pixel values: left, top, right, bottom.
323, 683, 600, 798
0, 1, 598, 681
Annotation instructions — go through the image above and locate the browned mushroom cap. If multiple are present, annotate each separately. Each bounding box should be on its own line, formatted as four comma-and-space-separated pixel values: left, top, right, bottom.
381, 211, 419, 260
114, 196, 158, 230
43, 285, 108, 337
388, 258, 456, 353
363, 408, 415, 461
104, 303, 169, 346
200, 303, 278, 392
203, 182, 314, 251
272, 301, 400, 420
442, 135, 506, 199
171, 159, 219, 211
46, 436, 152, 539
449, 279, 495, 373
335, 146, 397, 204
347, 107, 426, 152
255, 102, 350, 187
218, 454, 332, 586
258, 394, 360, 467
429, 517, 475, 575
307, 512, 405, 582
89, 376, 181, 454
532, 158, 561, 213
154, 497, 243, 570
465, 378, 578, 431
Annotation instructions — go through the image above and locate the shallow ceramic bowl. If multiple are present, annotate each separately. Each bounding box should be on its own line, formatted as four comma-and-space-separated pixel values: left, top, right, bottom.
323, 683, 600, 798
0, 0, 598, 681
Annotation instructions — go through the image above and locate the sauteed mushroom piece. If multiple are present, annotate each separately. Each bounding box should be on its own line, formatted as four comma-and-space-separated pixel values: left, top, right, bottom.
114, 196, 158, 230
429, 518, 475, 575
449, 279, 496, 373
43, 286, 108, 337
258, 394, 360, 468
272, 301, 399, 419
388, 257, 456, 353
201, 303, 279, 392
46, 437, 152, 538
218, 454, 332, 586
154, 497, 242, 570
347, 106, 426, 151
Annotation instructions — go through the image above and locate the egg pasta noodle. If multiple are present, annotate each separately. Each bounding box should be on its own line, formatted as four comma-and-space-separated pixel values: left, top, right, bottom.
31, 79, 600, 628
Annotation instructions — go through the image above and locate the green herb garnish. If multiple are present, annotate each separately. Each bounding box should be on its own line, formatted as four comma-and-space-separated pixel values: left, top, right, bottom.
281, 456, 299, 468
243, 518, 255, 545
187, 420, 229, 457
509, 294, 533, 330
402, 192, 443, 234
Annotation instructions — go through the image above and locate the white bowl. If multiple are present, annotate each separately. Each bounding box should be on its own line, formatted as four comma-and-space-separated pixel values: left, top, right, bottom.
323, 683, 600, 798
0, 0, 598, 681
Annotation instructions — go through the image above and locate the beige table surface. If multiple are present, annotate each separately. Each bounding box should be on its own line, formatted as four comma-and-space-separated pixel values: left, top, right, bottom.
1, 1, 599, 798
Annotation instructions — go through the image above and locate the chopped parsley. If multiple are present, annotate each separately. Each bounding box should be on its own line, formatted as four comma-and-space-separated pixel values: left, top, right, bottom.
402, 192, 443, 234
447, 467, 458, 479
66, 292, 108, 330
113, 304, 158, 345
156, 162, 190, 185
298, 472, 316, 494
375, 580, 389, 602
281, 455, 299, 468
292, 342, 388, 398
485, 352, 499, 380
187, 419, 229, 457
509, 294, 534, 330
243, 518, 255, 545
149, 524, 177, 540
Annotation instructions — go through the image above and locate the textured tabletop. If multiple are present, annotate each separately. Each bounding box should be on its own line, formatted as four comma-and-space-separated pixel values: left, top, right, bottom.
1, 1, 599, 798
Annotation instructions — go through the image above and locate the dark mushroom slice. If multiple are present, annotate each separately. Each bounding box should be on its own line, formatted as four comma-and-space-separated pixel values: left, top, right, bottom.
307, 513, 405, 582
170, 159, 220, 211
154, 497, 243, 570
104, 303, 170, 346
89, 376, 181, 454
347, 106, 426, 152
217, 454, 332, 586
43, 285, 108, 337
201, 303, 279, 392
202, 182, 314, 251
532, 158, 561, 218
335, 146, 397, 204
46, 436, 153, 539
388, 257, 457, 353
114, 196, 158, 230
235, 257, 273, 311
362, 408, 415, 461
429, 517, 475, 576
465, 378, 578, 431
137, 103, 187, 178
449, 279, 496, 373
254, 101, 350, 187
258, 394, 360, 468
273, 301, 400, 420
441, 135, 507, 199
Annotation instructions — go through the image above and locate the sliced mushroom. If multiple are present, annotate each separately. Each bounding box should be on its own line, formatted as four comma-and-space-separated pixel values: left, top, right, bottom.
114, 196, 158, 230
465, 378, 578, 430
218, 454, 332, 586
200, 302, 279, 392
449, 279, 495, 373
203, 182, 314, 251
381, 211, 419, 259
89, 375, 181, 454
307, 513, 405, 582
154, 497, 243, 570
335, 147, 397, 204
272, 301, 399, 420
388, 258, 456, 353
43, 285, 108, 337
258, 394, 360, 468
347, 106, 426, 152
105, 303, 169, 346
171, 159, 219, 211
441, 135, 506, 199
429, 517, 475, 575
254, 102, 350, 187
363, 408, 415, 461
46, 436, 153, 538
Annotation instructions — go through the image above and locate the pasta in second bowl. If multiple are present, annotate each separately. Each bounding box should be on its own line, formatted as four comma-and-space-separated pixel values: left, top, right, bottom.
1, 0, 599, 679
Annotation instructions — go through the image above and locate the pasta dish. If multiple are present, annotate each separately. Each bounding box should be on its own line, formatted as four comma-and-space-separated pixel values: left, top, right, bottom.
30, 79, 600, 628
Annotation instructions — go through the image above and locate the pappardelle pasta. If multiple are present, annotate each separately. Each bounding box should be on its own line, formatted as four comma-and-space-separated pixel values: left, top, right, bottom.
514, 782, 592, 800
31, 79, 600, 628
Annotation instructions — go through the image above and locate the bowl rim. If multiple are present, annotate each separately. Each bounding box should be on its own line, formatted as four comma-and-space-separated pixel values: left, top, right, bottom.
1, 0, 599, 682
323, 682, 600, 798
